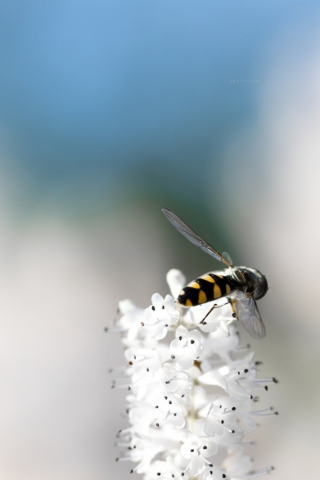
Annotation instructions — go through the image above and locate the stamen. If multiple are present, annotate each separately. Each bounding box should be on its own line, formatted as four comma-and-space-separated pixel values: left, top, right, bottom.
243, 466, 275, 478
251, 407, 279, 417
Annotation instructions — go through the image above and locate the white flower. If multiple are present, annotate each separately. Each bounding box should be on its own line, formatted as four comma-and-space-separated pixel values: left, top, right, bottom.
199, 465, 227, 480
170, 325, 203, 369
144, 293, 179, 339
180, 434, 218, 476
110, 269, 277, 480
166, 269, 186, 298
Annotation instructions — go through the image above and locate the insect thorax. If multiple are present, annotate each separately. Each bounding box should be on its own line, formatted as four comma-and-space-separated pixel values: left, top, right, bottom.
230, 266, 268, 300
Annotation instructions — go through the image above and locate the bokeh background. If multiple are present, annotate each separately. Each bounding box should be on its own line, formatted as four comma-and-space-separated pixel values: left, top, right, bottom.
1, 1, 320, 479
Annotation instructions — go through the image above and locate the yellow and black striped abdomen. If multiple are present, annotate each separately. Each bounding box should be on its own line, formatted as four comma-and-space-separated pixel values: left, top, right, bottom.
177, 272, 234, 307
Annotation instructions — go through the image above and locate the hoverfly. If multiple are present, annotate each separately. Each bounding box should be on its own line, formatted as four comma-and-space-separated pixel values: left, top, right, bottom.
162, 208, 268, 339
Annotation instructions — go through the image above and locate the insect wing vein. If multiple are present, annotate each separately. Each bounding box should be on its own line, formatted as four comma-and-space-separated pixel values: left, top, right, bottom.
234, 294, 266, 339
161, 208, 232, 267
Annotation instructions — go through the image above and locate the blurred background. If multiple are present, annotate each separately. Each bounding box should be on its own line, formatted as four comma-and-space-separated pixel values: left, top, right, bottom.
1, 1, 320, 479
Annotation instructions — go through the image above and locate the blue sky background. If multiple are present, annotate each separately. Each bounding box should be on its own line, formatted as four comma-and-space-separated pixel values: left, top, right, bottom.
1, 0, 318, 208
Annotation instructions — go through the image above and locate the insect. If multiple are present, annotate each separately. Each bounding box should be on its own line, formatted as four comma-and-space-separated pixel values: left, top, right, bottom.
162, 208, 268, 339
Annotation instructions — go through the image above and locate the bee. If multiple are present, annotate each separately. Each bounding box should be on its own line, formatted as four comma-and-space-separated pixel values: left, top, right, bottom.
162, 208, 268, 339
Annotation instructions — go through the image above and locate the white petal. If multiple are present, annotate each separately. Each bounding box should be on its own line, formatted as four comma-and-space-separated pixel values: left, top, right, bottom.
198, 370, 227, 389
166, 269, 186, 297
189, 456, 206, 476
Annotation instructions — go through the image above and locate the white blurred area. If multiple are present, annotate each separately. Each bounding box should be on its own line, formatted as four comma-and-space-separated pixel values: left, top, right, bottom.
215, 30, 320, 480
0, 176, 168, 480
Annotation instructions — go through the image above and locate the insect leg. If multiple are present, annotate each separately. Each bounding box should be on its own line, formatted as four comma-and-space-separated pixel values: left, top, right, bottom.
199, 301, 230, 325
228, 296, 239, 320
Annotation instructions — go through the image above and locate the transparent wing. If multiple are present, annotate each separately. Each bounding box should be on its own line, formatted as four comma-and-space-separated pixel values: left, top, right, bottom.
161, 208, 233, 268
234, 293, 266, 339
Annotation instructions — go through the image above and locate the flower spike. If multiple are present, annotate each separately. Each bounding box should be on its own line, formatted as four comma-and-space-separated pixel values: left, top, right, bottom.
108, 269, 277, 480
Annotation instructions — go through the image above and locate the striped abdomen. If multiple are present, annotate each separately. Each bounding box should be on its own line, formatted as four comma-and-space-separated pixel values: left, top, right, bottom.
177, 272, 235, 307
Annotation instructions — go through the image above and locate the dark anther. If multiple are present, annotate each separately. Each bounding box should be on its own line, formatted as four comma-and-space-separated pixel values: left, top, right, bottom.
152, 306, 156, 311
146, 368, 149, 372
179, 336, 182, 340
190, 340, 195, 344
155, 406, 159, 409
171, 355, 175, 359
162, 305, 165, 309
164, 396, 168, 399
174, 413, 177, 416
232, 313, 236, 317
231, 430, 235, 433
237, 371, 240, 375
232, 407, 236, 411
265, 386, 268, 391
157, 473, 161, 476
273, 377, 279, 383
203, 445, 207, 449
156, 423, 160, 427
221, 420, 224, 424
222, 475, 227, 478
191, 449, 194, 452
210, 471, 213, 475
244, 369, 249, 373
165, 324, 168, 327
169, 401, 172, 404
127, 386, 131, 390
